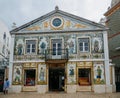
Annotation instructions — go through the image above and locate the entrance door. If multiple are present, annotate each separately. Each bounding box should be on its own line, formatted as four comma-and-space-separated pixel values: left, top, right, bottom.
49, 66, 65, 91
52, 39, 62, 56
24, 69, 36, 86
0, 69, 5, 92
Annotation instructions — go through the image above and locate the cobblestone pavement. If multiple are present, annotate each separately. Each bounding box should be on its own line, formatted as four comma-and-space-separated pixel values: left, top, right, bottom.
0, 92, 120, 98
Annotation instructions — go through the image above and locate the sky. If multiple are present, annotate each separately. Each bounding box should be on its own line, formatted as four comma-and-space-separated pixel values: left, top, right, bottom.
0, 0, 111, 30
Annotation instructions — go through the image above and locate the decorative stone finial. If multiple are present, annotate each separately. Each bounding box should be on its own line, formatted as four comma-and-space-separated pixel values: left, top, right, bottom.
55, 6, 59, 11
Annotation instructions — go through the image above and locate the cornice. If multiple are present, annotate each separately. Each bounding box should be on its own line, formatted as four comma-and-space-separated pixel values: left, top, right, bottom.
104, 2, 120, 16
11, 28, 108, 35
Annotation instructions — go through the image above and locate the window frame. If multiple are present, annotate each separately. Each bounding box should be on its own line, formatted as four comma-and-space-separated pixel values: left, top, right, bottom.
25, 39, 37, 55
77, 37, 90, 53
50, 38, 63, 55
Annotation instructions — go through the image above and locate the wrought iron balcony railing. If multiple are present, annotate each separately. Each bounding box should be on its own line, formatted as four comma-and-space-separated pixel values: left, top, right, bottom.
45, 49, 69, 61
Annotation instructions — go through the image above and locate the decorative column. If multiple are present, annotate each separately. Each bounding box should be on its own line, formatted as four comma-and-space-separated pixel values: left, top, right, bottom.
103, 31, 112, 92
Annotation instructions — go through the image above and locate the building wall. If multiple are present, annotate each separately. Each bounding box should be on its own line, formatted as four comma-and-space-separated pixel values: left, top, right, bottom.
9, 8, 114, 93
13, 32, 104, 59
0, 20, 10, 57
111, 0, 120, 7
105, 1, 120, 92
0, 20, 11, 92
0, 20, 11, 73
107, 9, 120, 35
105, 3, 120, 66
8, 31, 114, 93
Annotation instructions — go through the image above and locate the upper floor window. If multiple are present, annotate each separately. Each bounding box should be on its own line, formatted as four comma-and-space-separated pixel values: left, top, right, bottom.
26, 40, 36, 54
51, 39, 62, 55
78, 38, 90, 52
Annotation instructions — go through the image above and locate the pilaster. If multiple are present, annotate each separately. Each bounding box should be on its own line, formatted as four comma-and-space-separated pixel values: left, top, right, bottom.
9, 34, 15, 86
103, 31, 110, 85
111, 64, 116, 92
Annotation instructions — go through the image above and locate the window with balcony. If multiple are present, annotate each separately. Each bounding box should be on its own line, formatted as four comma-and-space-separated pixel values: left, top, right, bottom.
78, 38, 90, 52
26, 40, 36, 54
51, 39, 62, 56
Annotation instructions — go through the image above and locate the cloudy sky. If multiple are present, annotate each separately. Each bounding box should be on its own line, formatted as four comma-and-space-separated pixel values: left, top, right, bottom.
0, 0, 111, 30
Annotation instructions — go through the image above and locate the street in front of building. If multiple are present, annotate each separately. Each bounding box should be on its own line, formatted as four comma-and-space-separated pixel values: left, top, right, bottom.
0, 92, 120, 98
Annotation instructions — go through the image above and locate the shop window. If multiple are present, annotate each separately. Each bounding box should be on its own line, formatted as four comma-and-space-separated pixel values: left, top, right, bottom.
26, 40, 36, 54
24, 69, 36, 86
78, 38, 90, 52
78, 68, 91, 85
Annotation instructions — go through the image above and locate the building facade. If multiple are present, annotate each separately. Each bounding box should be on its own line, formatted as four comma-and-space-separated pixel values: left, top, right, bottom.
9, 7, 115, 93
104, 0, 120, 92
0, 20, 11, 92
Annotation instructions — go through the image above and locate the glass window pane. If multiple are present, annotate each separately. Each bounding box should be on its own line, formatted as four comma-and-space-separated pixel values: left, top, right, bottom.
85, 47, 88, 51
53, 44, 56, 47
58, 49, 61, 55
80, 47, 83, 51
32, 44, 35, 48
27, 49, 30, 53
58, 43, 61, 48
58, 43, 61, 55
32, 49, 35, 52
26, 40, 36, 54
85, 43, 88, 46
53, 48, 56, 55
80, 43, 83, 46
27, 44, 30, 48
79, 43, 83, 51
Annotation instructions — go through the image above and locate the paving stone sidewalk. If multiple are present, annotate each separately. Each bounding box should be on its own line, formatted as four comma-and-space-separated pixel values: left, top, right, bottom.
0, 92, 120, 98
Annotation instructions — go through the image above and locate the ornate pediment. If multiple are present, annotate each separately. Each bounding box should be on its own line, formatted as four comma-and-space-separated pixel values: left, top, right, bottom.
11, 8, 107, 33
22, 15, 89, 32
